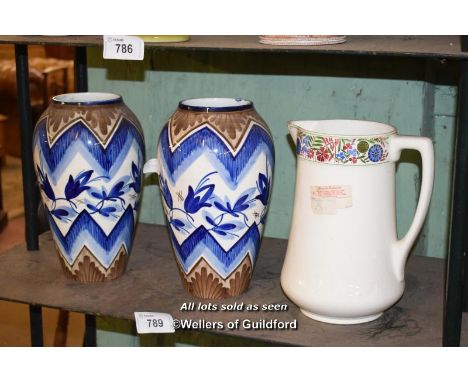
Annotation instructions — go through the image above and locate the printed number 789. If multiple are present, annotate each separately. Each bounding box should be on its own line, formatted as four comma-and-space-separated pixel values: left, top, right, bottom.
147, 318, 164, 328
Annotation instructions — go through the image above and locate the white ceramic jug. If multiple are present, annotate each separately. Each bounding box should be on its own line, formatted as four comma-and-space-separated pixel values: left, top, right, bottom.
281, 120, 434, 324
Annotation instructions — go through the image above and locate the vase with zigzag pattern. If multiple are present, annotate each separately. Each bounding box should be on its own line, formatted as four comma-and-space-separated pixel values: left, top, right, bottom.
33, 92, 145, 282
144, 98, 275, 299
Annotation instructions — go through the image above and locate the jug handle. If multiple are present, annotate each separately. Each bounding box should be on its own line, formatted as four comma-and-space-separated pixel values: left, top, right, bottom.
389, 136, 434, 282
288, 124, 299, 145
143, 157, 160, 175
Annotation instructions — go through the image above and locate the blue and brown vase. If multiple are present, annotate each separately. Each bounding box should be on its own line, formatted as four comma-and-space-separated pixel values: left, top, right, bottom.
33, 92, 145, 282
144, 98, 275, 298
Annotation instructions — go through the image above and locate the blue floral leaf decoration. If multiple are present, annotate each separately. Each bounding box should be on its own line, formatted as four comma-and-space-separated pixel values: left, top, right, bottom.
108, 181, 125, 199
255, 172, 270, 206
184, 186, 195, 209
173, 219, 185, 228
132, 162, 139, 178
76, 170, 93, 185
233, 194, 250, 213
86, 204, 99, 212
214, 201, 229, 213
37, 165, 56, 201
217, 223, 236, 231
99, 206, 117, 217
64, 175, 77, 199
205, 215, 216, 226
64, 174, 90, 200
170, 218, 186, 232
212, 229, 227, 236
160, 177, 173, 209
42, 175, 56, 201
129, 162, 141, 193
51, 208, 69, 219
90, 191, 103, 199
197, 184, 215, 205
213, 194, 250, 218
184, 183, 215, 214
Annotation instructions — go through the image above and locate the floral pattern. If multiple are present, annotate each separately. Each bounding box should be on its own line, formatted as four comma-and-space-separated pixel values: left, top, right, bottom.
37, 161, 142, 222
159, 164, 271, 239
296, 131, 390, 165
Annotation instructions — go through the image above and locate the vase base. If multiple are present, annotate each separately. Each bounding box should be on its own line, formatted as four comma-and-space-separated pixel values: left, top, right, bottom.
176, 255, 253, 299
56, 245, 128, 283
300, 309, 383, 325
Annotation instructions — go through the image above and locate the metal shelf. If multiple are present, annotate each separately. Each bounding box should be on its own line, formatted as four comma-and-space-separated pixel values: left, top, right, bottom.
0, 224, 465, 346
2, 34, 467, 346
0, 35, 467, 59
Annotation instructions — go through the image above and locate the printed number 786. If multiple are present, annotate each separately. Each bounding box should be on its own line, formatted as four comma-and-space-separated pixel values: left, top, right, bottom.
116, 43, 133, 54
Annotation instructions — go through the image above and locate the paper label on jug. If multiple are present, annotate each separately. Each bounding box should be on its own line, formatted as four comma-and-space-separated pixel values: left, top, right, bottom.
311, 185, 352, 214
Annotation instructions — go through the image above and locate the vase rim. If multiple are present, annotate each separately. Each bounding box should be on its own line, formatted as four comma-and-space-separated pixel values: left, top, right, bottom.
289, 119, 397, 138
52, 92, 122, 106
178, 98, 253, 112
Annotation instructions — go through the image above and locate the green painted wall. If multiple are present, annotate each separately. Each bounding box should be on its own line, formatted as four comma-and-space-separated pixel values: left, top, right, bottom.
86, 47, 458, 345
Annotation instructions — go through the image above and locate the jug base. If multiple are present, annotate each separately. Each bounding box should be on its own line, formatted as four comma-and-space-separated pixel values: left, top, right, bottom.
300, 309, 383, 325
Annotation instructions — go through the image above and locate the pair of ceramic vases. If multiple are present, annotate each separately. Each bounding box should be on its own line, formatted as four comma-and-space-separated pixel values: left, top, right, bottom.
33, 93, 434, 325
33, 94, 274, 295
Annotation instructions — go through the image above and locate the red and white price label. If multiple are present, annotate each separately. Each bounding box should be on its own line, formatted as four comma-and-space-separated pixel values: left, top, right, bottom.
103, 35, 144, 60
134, 312, 175, 334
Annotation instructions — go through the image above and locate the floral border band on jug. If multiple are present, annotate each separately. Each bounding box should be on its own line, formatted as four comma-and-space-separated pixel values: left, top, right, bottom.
296, 130, 391, 165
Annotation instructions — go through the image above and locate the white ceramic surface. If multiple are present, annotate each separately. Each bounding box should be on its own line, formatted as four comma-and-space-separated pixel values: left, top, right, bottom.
281, 120, 434, 324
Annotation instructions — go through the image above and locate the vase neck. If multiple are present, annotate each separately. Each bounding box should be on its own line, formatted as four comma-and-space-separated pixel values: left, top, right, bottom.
52, 92, 122, 106
178, 98, 253, 112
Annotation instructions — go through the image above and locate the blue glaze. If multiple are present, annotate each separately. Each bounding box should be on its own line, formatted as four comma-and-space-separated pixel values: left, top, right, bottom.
159, 124, 274, 185
33, 103, 145, 276
48, 207, 135, 267
35, 119, 144, 175
157, 103, 275, 290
